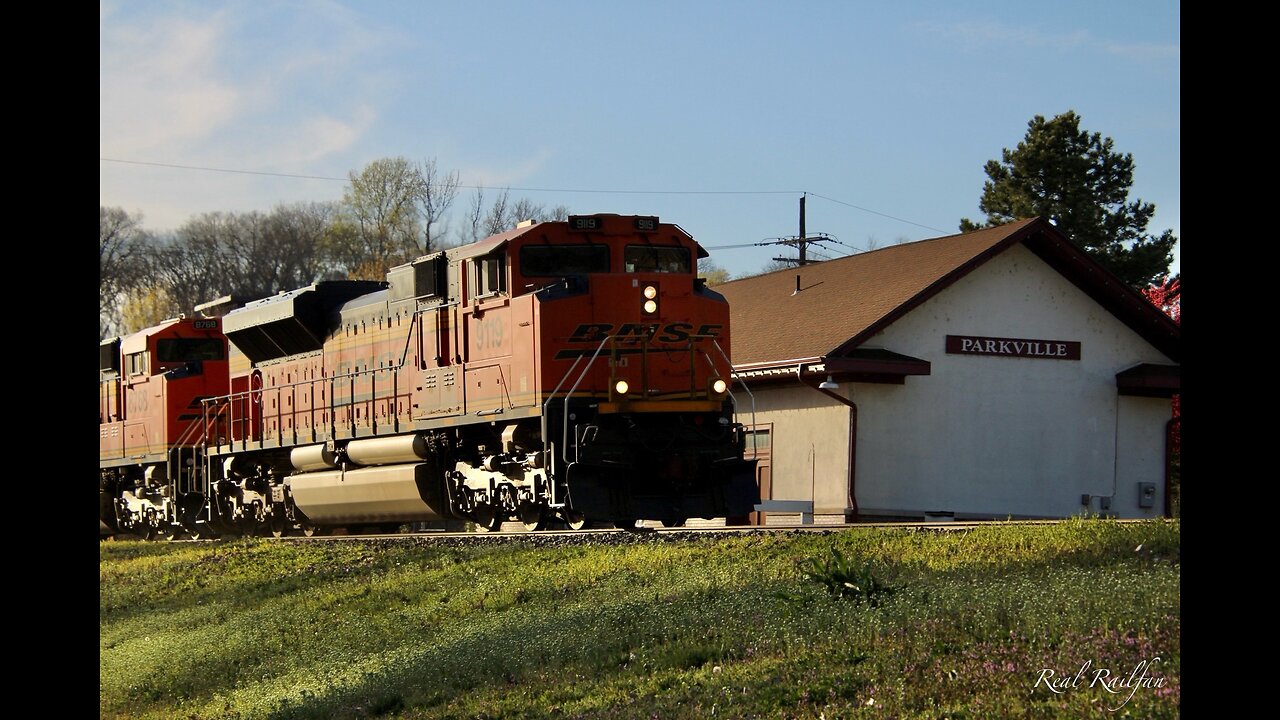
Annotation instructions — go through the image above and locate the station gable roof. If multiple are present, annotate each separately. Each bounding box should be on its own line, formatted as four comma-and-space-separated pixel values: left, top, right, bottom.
716, 217, 1180, 368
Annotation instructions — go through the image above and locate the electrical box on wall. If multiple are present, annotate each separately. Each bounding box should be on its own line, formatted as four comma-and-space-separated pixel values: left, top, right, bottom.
1138, 482, 1156, 508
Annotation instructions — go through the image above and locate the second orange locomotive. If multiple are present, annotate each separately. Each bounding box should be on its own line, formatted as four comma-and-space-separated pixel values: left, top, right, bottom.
172, 213, 759, 536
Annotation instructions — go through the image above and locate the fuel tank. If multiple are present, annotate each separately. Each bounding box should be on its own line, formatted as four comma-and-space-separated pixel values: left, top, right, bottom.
287, 462, 451, 524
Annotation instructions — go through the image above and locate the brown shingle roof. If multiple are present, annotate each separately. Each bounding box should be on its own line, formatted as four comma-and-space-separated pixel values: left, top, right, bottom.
717, 219, 1042, 366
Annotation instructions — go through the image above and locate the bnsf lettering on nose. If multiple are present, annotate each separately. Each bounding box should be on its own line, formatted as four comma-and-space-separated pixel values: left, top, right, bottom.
567, 323, 721, 343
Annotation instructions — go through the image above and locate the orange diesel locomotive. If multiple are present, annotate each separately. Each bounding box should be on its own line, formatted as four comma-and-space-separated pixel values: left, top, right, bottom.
100, 214, 759, 538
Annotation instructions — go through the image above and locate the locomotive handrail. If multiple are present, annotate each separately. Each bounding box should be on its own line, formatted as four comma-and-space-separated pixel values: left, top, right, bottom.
561, 335, 613, 466
201, 310, 431, 448
174, 401, 217, 448
193, 396, 239, 502
203, 364, 409, 447
201, 388, 255, 453
708, 339, 757, 459
164, 397, 228, 499
539, 352, 589, 506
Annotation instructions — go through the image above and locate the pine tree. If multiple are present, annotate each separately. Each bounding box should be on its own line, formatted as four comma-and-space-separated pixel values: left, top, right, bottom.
960, 111, 1177, 288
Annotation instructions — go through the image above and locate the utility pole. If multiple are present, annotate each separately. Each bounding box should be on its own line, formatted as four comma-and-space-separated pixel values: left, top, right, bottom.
771, 193, 832, 267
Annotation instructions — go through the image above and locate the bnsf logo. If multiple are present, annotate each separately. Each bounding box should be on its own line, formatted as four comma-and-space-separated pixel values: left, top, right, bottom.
567, 323, 721, 344
555, 323, 722, 360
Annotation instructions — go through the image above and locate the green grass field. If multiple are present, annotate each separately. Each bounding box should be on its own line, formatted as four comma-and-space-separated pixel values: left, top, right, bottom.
100, 519, 1180, 719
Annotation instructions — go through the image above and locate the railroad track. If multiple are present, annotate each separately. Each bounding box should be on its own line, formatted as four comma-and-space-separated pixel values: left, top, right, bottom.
126, 517, 1148, 544
103, 516, 1158, 544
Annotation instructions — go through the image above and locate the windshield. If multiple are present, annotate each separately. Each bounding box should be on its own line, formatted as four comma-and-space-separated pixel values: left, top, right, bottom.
521, 245, 611, 276
624, 245, 690, 274
156, 338, 226, 362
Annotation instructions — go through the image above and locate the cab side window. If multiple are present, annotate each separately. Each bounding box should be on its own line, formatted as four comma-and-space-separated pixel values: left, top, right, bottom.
127, 352, 149, 376
473, 252, 507, 298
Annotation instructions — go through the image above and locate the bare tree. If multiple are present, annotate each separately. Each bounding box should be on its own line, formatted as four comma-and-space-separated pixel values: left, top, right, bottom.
341, 156, 426, 270
697, 259, 732, 285
131, 203, 341, 325
100, 207, 151, 338
419, 157, 460, 252
456, 185, 487, 246
263, 201, 344, 285
337, 156, 465, 276
472, 188, 569, 240
148, 219, 230, 319
510, 198, 568, 224
243, 202, 341, 293
454, 183, 569, 246
119, 285, 177, 334
482, 188, 512, 237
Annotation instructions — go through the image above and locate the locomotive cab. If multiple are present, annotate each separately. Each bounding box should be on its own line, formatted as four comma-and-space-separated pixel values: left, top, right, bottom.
99, 317, 230, 538
510, 215, 758, 525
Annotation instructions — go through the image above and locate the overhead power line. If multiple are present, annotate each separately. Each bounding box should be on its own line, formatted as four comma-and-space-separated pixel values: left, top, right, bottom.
807, 192, 948, 233
99, 158, 798, 195
100, 158, 945, 233
100, 158, 348, 182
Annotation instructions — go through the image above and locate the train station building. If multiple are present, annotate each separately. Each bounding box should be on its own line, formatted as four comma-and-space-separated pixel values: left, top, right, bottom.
716, 217, 1180, 524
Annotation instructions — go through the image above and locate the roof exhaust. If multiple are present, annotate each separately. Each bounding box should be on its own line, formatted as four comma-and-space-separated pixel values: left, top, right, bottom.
792, 274, 801, 296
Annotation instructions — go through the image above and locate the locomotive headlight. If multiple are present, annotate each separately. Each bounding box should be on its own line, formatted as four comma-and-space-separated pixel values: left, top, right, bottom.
711, 371, 732, 394
642, 284, 659, 314
609, 377, 632, 402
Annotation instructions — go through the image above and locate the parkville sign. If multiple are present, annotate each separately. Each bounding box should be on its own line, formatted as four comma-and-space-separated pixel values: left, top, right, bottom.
946, 335, 1081, 361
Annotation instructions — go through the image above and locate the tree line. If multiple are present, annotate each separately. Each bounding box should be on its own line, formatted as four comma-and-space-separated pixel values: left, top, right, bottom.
100, 157, 568, 338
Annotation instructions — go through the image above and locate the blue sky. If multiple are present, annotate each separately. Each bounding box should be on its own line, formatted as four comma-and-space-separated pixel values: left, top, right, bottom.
100, 1, 1179, 279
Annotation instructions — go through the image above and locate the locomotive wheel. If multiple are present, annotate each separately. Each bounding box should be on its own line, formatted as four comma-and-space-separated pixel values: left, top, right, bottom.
519, 505, 545, 532
563, 510, 587, 531
471, 506, 502, 533
268, 514, 287, 538
660, 518, 687, 528
162, 525, 183, 541
300, 523, 327, 538
139, 508, 160, 540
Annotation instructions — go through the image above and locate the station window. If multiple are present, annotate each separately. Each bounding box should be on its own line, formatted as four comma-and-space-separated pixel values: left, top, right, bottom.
745, 428, 771, 453
625, 245, 691, 274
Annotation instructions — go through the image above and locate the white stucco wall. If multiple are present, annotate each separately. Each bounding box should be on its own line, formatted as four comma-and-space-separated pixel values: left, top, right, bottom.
846, 243, 1174, 519
744, 385, 851, 514
1114, 396, 1172, 518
